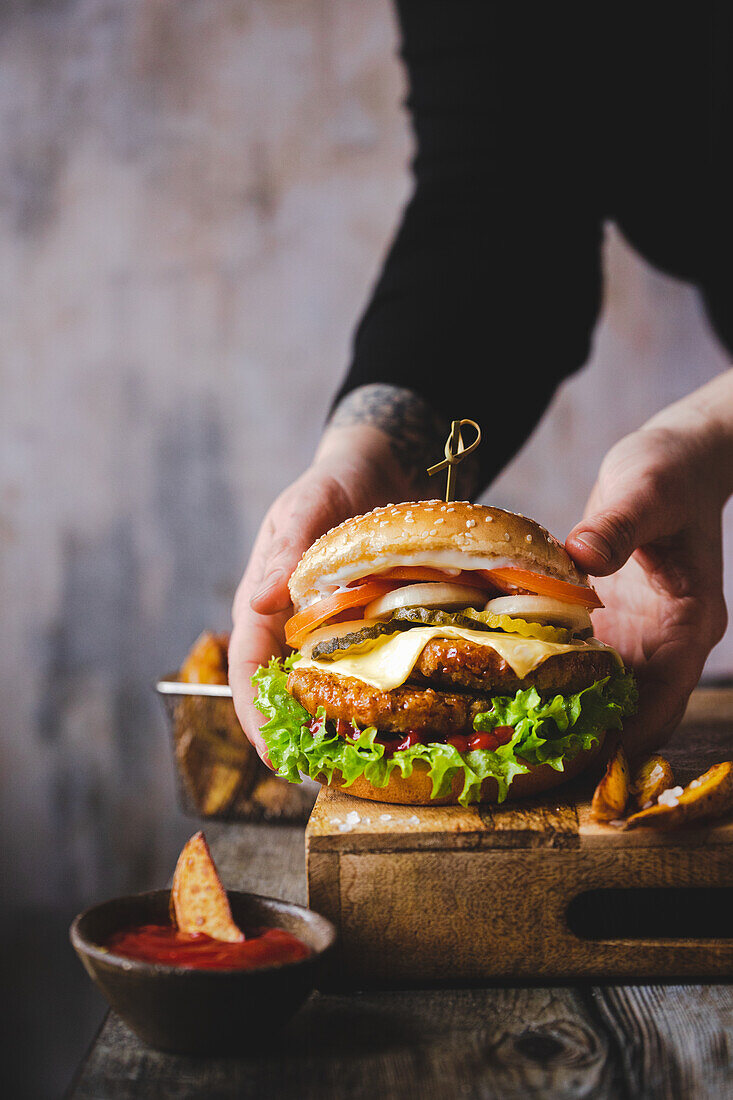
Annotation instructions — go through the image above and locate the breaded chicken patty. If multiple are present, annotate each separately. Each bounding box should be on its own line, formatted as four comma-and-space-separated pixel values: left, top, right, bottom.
288, 639, 615, 736
288, 667, 492, 736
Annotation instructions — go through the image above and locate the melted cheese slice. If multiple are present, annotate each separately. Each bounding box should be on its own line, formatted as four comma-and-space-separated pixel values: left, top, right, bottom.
295, 625, 621, 692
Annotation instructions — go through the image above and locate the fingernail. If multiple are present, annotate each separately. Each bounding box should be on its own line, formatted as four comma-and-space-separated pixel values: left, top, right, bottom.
251, 571, 284, 606
573, 531, 613, 564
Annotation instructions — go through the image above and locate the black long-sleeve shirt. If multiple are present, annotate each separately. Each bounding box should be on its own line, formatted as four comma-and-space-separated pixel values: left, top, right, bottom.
334, 2, 732, 489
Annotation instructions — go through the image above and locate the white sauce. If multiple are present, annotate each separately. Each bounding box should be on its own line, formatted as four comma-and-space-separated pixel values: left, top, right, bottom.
308, 552, 550, 605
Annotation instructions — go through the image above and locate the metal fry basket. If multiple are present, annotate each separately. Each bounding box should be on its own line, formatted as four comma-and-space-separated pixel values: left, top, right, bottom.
156, 677, 316, 823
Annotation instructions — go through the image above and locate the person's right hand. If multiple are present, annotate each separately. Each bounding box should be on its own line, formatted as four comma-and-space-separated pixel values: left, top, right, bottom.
228, 421, 426, 760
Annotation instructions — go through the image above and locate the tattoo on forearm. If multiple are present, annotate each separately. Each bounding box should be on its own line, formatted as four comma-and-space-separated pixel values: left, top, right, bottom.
328, 384, 480, 498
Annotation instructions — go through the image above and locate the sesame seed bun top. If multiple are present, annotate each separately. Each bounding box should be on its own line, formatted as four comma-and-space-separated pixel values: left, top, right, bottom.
288, 501, 588, 611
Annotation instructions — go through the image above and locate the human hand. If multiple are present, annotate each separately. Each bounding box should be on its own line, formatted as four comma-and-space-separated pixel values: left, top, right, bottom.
566, 423, 729, 755
228, 385, 447, 760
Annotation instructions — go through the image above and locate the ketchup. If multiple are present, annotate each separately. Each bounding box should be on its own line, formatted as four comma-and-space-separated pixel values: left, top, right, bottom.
467, 732, 497, 751
106, 924, 311, 970
378, 730, 424, 756
493, 725, 515, 745
447, 733, 471, 753
322, 719, 515, 755
451, 726, 514, 753
394, 731, 423, 752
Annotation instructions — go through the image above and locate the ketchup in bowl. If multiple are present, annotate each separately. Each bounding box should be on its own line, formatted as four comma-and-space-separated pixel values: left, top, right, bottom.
106, 923, 311, 970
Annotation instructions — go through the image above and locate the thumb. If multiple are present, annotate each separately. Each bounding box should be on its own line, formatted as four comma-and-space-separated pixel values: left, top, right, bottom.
566, 484, 676, 577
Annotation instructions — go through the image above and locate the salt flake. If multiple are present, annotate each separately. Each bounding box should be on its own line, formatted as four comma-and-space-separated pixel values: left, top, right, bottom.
658, 786, 684, 807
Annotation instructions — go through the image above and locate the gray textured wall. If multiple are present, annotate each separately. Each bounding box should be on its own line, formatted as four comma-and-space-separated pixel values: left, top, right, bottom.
1, 1, 730, 1095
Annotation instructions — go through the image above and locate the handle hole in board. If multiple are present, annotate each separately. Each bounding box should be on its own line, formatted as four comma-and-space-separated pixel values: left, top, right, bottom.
566, 887, 733, 940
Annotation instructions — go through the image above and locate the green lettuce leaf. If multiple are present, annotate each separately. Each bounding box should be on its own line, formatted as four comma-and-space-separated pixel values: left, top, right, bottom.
252, 658, 637, 807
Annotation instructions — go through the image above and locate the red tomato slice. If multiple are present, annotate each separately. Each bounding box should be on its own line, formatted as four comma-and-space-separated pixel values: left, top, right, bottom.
284, 581, 396, 648
363, 567, 493, 589
480, 567, 603, 609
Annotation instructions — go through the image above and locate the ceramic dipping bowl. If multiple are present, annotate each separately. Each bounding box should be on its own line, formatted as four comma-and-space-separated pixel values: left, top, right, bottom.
70, 890, 336, 1055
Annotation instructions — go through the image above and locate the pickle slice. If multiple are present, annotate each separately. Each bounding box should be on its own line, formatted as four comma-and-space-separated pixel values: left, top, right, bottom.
460, 608, 571, 643
309, 605, 572, 661
390, 607, 476, 628
390, 606, 570, 642
309, 620, 408, 660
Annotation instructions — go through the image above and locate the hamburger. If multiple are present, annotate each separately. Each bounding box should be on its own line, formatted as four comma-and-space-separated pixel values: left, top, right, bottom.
253, 501, 637, 805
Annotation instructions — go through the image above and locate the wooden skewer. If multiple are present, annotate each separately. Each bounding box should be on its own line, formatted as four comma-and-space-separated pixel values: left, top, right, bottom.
427, 419, 482, 502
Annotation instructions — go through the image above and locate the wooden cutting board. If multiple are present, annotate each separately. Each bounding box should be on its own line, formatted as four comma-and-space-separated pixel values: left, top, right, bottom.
306, 701, 733, 985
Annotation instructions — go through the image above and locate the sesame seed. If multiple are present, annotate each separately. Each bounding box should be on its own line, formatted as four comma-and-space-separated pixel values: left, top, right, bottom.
429, 529, 437, 536
466, 519, 476, 528
447, 507, 455, 512
485, 515, 493, 522
435, 518, 444, 525
504, 532, 511, 541
526, 534, 533, 543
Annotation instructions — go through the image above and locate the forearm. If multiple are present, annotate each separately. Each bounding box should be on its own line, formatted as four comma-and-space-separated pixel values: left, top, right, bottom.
332, 4, 604, 494
320, 383, 478, 501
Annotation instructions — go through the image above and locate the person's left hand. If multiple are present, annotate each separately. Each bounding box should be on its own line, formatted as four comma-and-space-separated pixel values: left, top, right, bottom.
565, 424, 728, 756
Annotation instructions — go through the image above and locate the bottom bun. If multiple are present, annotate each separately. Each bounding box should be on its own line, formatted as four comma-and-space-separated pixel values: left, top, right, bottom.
325, 734, 605, 805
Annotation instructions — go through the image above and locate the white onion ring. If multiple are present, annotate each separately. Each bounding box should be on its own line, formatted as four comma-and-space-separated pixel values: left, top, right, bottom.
365, 582, 485, 621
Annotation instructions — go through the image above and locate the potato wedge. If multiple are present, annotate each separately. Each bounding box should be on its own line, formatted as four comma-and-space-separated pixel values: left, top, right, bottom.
179, 631, 230, 685
591, 742, 631, 822
200, 763, 243, 816
629, 754, 675, 811
171, 831, 244, 941
626, 761, 733, 830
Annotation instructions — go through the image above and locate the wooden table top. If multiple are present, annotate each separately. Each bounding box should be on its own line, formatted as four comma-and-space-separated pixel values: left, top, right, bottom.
68, 704, 733, 1099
